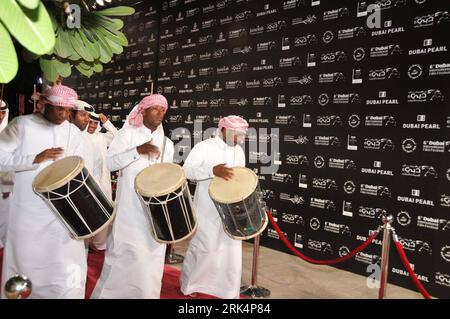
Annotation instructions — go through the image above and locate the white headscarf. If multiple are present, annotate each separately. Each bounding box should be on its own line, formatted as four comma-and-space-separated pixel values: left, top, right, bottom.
0, 100, 9, 132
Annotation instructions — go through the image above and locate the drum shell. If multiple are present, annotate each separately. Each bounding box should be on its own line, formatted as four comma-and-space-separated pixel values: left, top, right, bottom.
137, 181, 197, 244
211, 183, 267, 240
34, 166, 115, 239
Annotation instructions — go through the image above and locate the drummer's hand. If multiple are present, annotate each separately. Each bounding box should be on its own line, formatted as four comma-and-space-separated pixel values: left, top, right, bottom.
2, 192, 10, 199
213, 164, 234, 181
98, 113, 108, 124
136, 142, 161, 158
33, 147, 64, 164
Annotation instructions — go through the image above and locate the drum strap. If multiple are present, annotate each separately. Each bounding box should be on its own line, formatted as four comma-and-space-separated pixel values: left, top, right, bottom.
160, 136, 167, 163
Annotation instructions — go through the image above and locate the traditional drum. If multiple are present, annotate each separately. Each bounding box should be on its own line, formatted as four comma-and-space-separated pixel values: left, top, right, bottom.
33, 156, 115, 239
209, 167, 268, 240
135, 163, 197, 243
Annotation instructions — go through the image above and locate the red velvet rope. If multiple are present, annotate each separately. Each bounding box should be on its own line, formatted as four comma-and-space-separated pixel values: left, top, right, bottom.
393, 240, 432, 299
267, 211, 379, 265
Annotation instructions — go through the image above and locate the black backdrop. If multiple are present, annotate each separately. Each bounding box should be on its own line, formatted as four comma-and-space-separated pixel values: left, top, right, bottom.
68, 0, 450, 298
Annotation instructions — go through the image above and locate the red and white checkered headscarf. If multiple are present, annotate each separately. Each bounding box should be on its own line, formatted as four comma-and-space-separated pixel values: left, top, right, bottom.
218, 115, 249, 134
128, 94, 168, 127
37, 85, 78, 109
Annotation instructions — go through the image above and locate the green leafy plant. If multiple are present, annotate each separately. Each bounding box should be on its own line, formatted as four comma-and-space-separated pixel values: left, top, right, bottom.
39, 1, 134, 81
0, 0, 134, 83
0, 0, 55, 83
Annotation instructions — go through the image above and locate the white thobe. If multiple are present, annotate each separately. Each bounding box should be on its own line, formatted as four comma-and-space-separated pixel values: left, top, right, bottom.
89, 120, 117, 200
0, 111, 12, 249
92, 124, 174, 299
79, 129, 105, 251
180, 136, 245, 299
87, 121, 118, 250
0, 114, 88, 299
0, 171, 13, 249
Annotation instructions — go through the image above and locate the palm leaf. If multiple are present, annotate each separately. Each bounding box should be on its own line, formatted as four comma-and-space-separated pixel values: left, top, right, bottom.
17, 0, 40, 10
96, 6, 135, 16
0, 22, 18, 83
0, 0, 55, 55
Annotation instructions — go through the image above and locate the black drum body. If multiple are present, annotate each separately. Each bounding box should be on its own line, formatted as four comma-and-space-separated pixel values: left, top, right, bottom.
137, 181, 197, 243
34, 166, 114, 239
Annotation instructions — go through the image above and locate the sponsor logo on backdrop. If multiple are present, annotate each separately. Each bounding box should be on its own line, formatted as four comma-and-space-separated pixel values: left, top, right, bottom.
369, 67, 400, 81
408, 89, 444, 103
293, 14, 317, 26
285, 135, 309, 145
392, 267, 429, 282
363, 138, 394, 150
359, 206, 386, 219
356, 252, 380, 265
413, 11, 449, 28
324, 222, 352, 236
417, 216, 450, 231
282, 213, 304, 225
441, 246, 450, 262
361, 161, 394, 176
402, 138, 417, 153
366, 91, 399, 105
409, 39, 448, 55
399, 238, 432, 254
318, 93, 330, 106
329, 158, 357, 170
370, 44, 402, 57
397, 189, 434, 206
280, 193, 305, 205
334, 93, 361, 104
314, 136, 341, 147
286, 154, 309, 165
401, 165, 437, 178
372, 26, 405, 37
435, 272, 450, 288
397, 211, 412, 226
323, 7, 349, 21
267, 228, 287, 240
342, 201, 353, 217
314, 155, 325, 168
307, 239, 333, 254
422, 140, 450, 153
310, 217, 321, 230
348, 114, 361, 128
429, 63, 450, 76
344, 181, 356, 194
310, 198, 336, 211
312, 178, 338, 190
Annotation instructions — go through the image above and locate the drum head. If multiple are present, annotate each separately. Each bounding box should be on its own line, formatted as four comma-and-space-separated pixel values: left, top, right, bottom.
209, 167, 258, 204
33, 156, 84, 192
135, 163, 185, 197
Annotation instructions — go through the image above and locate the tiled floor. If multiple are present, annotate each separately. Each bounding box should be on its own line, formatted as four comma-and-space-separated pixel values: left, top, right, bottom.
170, 241, 422, 299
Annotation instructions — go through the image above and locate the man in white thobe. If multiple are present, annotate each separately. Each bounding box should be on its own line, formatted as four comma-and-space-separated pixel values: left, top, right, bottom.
70, 100, 102, 180
180, 115, 248, 299
92, 94, 174, 299
85, 111, 118, 250
0, 100, 13, 249
71, 102, 109, 251
0, 85, 88, 299
86, 112, 118, 201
